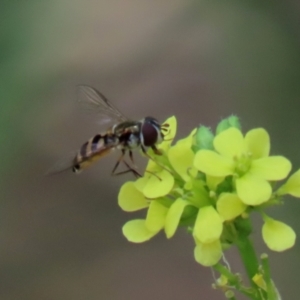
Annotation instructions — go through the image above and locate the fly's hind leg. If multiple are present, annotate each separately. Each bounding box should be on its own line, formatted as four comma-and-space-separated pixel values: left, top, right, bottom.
111, 149, 141, 178
121, 159, 142, 178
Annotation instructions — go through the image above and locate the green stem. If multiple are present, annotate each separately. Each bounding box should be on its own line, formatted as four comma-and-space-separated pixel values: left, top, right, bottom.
261, 254, 279, 300
236, 235, 267, 300
213, 263, 237, 282
236, 234, 259, 283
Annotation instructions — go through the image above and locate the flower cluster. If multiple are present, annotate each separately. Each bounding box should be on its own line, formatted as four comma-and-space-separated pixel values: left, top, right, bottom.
118, 116, 298, 267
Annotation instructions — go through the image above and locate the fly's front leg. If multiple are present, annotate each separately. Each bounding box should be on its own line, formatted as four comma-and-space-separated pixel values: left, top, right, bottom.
141, 145, 172, 175
151, 145, 163, 156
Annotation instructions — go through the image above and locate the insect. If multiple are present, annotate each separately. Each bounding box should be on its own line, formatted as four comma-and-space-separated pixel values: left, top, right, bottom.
47, 85, 170, 177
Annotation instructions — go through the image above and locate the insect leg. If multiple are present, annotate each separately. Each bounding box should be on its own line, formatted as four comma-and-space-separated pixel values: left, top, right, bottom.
112, 168, 141, 178
111, 150, 141, 178
151, 144, 163, 155
111, 149, 126, 175
127, 150, 162, 180
119, 159, 142, 178
141, 145, 173, 175
129, 150, 139, 169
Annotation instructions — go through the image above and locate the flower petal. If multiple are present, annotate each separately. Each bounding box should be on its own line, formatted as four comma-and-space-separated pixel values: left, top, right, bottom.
143, 169, 174, 198
245, 128, 270, 159
118, 182, 149, 212
122, 220, 158, 243
134, 176, 149, 193
262, 218, 296, 251
217, 193, 247, 221
194, 239, 222, 266
177, 128, 197, 147
145, 159, 162, 173
193, 206, 223, 243
236, 174, 272, 205
168, 143, 195, 181
277, 169, 300, 197
214, 128, 245, 158
194, 150, 235, 177
250, 156, 291, 180
158, 116, 177, 151
165, 198, 189, 238
145, 201, 168, 232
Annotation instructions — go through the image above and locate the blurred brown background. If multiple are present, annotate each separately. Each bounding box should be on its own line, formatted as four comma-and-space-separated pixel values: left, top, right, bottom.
1, 1, 300, 299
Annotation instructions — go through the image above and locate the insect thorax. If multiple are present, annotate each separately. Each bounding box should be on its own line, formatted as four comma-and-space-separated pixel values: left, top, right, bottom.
113, 121, 141, 150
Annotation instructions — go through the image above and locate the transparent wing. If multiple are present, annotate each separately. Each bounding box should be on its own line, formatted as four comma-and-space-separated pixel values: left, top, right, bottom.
77, 85, 128, 123
45, 151, 78, 176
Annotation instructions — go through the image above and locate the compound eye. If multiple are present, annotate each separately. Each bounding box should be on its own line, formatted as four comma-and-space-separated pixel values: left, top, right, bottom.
142, 122, 158, 147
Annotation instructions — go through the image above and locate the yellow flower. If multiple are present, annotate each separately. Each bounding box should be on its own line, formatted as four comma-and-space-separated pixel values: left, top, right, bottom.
194, 128, 291, 206
119, 116, 298, 271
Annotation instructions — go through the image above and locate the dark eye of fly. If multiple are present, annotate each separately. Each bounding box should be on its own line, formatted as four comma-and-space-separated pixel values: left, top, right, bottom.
141, 121, 158, 147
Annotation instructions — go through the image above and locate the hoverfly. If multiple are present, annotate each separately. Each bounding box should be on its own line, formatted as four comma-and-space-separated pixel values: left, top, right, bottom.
47, 85, 170, 177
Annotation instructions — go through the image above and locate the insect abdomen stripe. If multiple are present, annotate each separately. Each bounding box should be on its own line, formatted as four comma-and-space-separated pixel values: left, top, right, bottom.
91, 134, 102, 152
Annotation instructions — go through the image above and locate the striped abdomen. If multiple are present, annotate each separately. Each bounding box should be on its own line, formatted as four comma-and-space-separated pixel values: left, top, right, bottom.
72, 133, 118, 173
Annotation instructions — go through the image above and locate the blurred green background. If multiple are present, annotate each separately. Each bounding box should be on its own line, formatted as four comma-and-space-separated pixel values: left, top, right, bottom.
1, 1, 300, 299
